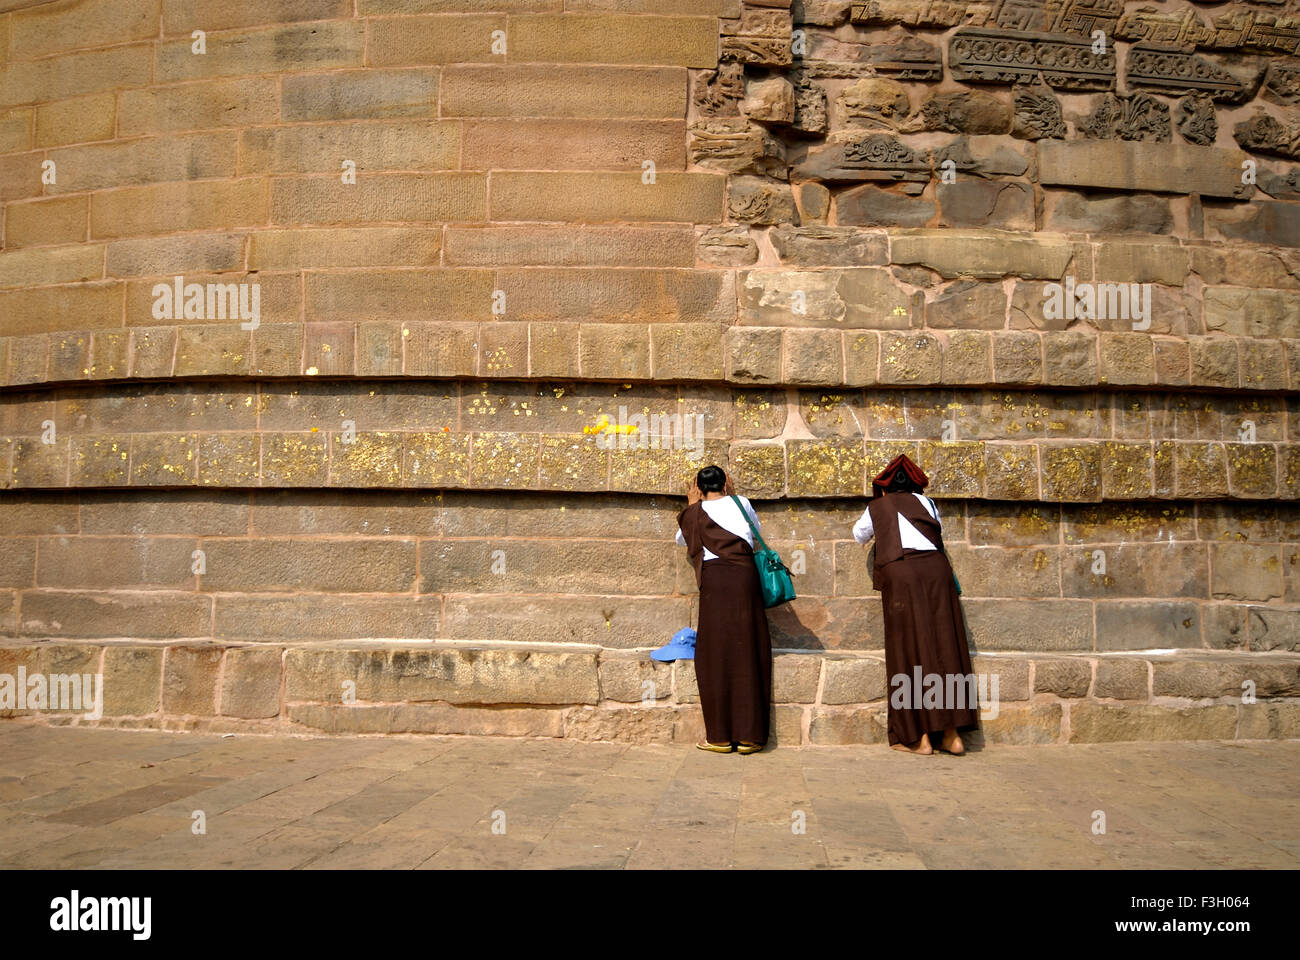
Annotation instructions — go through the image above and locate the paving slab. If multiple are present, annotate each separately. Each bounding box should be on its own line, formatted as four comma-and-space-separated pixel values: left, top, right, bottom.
0, 725, 1295, 869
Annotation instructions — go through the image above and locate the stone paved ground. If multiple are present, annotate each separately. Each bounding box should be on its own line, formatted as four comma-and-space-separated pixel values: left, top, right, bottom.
0, 724, 1296, 869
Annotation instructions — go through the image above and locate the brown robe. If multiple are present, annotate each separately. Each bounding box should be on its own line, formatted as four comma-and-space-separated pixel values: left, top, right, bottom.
678, 501, 773, 746
867, 492, 980, 746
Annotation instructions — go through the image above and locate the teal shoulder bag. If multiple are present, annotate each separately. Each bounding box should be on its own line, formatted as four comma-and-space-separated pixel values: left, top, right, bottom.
730, 495, 796, 608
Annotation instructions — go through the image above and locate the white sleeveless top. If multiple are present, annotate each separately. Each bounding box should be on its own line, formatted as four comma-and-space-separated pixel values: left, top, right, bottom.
850, 493, 941, 550
675, 496, 761, 561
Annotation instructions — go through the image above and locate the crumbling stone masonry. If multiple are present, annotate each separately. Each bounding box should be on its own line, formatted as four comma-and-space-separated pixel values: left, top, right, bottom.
0, 0, 1298, 745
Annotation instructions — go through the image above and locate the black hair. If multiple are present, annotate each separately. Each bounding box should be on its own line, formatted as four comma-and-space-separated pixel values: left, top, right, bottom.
697, 465, 727, 493
887, 471, 921, 494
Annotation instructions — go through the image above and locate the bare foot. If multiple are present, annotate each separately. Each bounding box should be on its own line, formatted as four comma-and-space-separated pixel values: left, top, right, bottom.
891, 732, 933, 755
939, 728, 965, 755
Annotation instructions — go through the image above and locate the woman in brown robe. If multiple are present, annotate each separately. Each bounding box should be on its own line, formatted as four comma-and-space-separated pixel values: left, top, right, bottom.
852, 454, 979, 755
675, 465, 773, 754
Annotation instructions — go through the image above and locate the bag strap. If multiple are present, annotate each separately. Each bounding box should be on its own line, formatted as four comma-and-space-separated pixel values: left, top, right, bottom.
923, 495, 950, 557
729, 495, 769, 552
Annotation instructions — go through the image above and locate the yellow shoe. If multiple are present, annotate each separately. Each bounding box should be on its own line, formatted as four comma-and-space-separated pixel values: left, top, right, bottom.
736, 741, 763, 755
696, 740, 734, 753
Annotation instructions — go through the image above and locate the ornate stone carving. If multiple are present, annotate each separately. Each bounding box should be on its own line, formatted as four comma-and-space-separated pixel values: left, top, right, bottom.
911, 89, 1013, 135
1012, 84, 1067, 139
1126, 47, 1251, 102
838, 77, 911, 129
792, 133, 931, 183
1176, 95, 1219, 146
791, 72, 830, 136
720, 9, 794, 67
1080, 92, 1171, 142
1209, 10, 1300, 56
721, 34, 793, 67
689, 119, 788, 178
743, 77, 796, 124
950, 27, 1117, 90
849, 0, 993, 28
728, 176, 798, 224
866, 34, 946, 80
1114, 6, 1300, 55
1052, 0, 1125, 38
693, 63, 745, 117
994, 0, 1054, 32
808, 32, 943, 81
1234, 110, 1300, 159
935, 136, 1030, 177
1116, 8, 1216, 51
1263, 59, 1300, 103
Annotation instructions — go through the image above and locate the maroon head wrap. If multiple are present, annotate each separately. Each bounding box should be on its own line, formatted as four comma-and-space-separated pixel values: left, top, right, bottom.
871, 453, 929, 499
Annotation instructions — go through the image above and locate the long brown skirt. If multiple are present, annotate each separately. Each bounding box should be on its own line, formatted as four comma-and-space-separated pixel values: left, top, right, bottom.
879, 549, 980, 746
695, 558, 773, 745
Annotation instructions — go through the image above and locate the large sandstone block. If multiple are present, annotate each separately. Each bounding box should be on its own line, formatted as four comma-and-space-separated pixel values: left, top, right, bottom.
808, 705, 887, 745
0, 282, 122, 337
163, 0, 353, 34
239, 120, 460, 174
1038, 140, 1250, 199
34, 91, 116, 147
270, 173, 485, 224
739, 268, 910, 328
220, 644, 284, 718
101, 644, 163, 717
978, 702, 1062, 745
443, 595, 693, 648
155, 21, 364, 82
91, 179, 268, 239
0, 45, 153, 108
0, 246, 102, 290
421, 540, 675, 596
445, 224, 693, 267
1068, 703, 1238, 743
1204, 288, 1300, 339
820, 656, 886, 704
463, 118, 684, 170
962, 598, 1093, 651
118, 76, 279, 135
281, 67, 438, 121
200, 539, 416, 593
507, 14, 718, 67
4, 196, 87, 248
490, 171, 724, 223
891, 231, 1073, 280
441, 64, 686, 118
215, 594, 441, 641
161, 644, 222, 716
285, 645, 600, 705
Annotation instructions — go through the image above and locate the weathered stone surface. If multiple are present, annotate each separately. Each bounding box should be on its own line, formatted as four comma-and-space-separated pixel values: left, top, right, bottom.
728, 176, 798, 224
1068, 703, 1238, 743
1038, 140, 1251, 198
1045, 191, 1173, 235
769, 224, 888, 267
938, 180, 1034, 229
912, 90, 1011, 135
835, 183, 935, 227
697, 225, 758, 266
820, 656, 886, 703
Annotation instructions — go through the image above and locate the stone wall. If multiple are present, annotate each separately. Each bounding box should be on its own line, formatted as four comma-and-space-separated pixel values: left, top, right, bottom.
0, 0, 1298, 744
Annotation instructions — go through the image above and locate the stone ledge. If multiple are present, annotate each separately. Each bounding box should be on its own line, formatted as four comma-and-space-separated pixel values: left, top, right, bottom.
2, 641, 1297, 745
2, 325, 1296, 393
4, 432, 1298, 501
